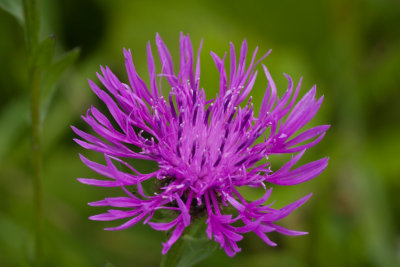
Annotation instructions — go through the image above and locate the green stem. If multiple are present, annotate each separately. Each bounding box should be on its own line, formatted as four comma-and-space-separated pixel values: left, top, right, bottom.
30, 66, 42, 266
23, 0, 42, 265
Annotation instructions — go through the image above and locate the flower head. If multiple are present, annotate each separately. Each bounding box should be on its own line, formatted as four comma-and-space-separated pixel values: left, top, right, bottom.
73, 33, 329, 257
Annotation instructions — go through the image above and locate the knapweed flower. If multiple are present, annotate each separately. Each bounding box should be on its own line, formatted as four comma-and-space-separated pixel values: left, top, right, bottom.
73, 33, 329, 257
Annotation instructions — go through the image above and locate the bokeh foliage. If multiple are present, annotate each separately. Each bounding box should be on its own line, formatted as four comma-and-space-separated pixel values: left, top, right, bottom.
0, 0, 399, 266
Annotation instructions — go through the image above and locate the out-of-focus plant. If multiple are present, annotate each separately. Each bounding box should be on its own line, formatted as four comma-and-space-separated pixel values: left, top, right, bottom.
0, 0, 79, 265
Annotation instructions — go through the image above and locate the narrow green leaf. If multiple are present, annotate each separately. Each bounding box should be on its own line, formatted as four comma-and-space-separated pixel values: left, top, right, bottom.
41, 48, 80, 97
40, 48, 80, 122
23, 0, 39, 57
33, 35, 55, 69
0, 0, 24, 25
177, 235, 218, 267
161, 219, 218, 267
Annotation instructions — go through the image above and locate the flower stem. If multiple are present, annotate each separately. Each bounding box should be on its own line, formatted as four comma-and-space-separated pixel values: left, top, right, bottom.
23, 0, 42, 265
30, 66, 42, 266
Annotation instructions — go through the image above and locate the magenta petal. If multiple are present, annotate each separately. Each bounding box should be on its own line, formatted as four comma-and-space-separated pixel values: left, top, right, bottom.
272, 194, 312, 220
284, 125, 330, 148
77, 178, 121, 187
161, 222, 185, 254
226, 195, 245, 212
255, 230, 277, 246
149, 217, 180, 231
90, 209, 137, 221
273, 224, 308, 236
89, 197, 141, 208
268, 157, 328, 185
175, 196, 190, 227
104, 213, 148, 230
248, 187, 273, 207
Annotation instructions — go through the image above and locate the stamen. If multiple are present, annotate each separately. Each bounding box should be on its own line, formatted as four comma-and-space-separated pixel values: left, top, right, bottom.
192, 106, 198, 125
169, 94, 177, 119
204, 107, 211, 125
240, 113, 251, 131
220, 140, 226, 153
213, 154, 222, 167
191, 140, 196, 159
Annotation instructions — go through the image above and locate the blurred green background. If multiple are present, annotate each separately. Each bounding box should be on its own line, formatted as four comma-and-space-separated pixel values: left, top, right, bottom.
1, 0, 400, 266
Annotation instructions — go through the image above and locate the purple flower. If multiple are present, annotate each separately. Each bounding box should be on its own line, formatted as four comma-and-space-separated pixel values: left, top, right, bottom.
73, 33, 329, 257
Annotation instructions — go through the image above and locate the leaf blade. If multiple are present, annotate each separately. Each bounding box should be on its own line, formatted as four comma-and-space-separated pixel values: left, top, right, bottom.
160, 218, 218, 267
40, 48, 80, 122
0, 0, 24, 25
